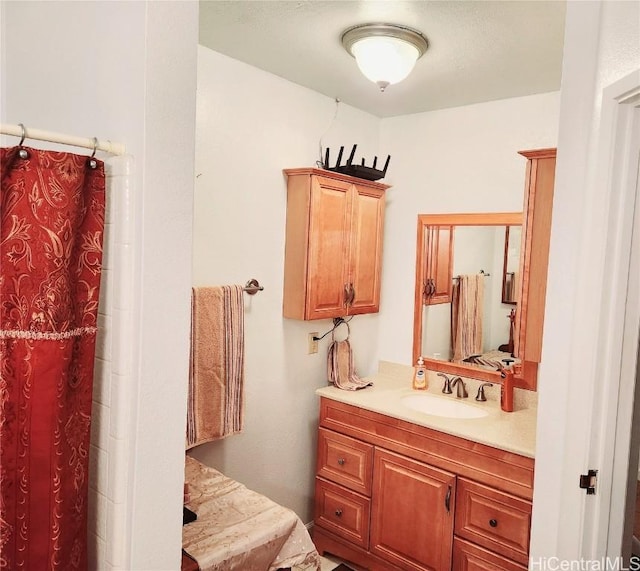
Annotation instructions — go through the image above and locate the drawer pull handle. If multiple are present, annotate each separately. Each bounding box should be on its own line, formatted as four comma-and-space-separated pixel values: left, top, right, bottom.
445, 485, 451, 513
489, 519, 498, 528
335, 509, 343, 517
337, 458, 346, 466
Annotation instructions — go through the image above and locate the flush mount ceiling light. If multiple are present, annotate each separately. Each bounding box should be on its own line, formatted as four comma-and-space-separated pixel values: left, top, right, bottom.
341, 23, 428, 92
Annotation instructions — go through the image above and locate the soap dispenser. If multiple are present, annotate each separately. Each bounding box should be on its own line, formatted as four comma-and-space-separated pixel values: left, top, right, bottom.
413, 357, 427, 390
500, 359, 515, 412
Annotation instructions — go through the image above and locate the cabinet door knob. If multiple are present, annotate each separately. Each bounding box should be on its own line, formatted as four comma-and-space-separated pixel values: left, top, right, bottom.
343, 284, 350, 307
337, 458, 346, 466
335, 509, 343, 517
445, 485, 451, 513
489, 519, 498, 528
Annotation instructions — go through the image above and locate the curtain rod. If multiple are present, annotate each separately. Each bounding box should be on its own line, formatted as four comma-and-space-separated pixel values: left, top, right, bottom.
0, 123, 125, 156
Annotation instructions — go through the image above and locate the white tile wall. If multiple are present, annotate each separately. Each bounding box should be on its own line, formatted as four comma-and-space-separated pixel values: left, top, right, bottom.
88, 156, 136, 570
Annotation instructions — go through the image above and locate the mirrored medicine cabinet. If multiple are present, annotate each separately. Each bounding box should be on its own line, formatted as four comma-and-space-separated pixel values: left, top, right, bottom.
412, 148, 557, 390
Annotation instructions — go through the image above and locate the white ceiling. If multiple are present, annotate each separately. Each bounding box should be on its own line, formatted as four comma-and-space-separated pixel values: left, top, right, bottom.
199, 0, 566, 118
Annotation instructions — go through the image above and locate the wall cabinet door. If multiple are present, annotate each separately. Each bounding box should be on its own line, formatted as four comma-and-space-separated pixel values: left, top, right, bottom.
306, 175, 354, 319
348, 183, 386, 315
370, 449, 455, 571
283, 168, 390, 320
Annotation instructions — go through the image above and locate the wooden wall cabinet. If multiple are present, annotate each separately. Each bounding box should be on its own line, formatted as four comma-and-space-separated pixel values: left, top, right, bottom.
514, 149, 556, 387
313, 399, 533, 570
283, 169, 390, 320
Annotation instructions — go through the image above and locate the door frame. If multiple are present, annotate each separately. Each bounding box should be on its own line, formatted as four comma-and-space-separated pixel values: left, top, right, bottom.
581, 70, 640, 556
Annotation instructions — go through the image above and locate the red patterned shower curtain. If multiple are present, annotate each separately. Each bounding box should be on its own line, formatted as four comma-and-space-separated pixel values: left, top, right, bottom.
0, 146, 105, 570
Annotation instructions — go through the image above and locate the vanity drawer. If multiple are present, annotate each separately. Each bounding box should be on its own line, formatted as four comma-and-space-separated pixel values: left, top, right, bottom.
314, 477, 370, 549
455, 478, 531, 565
452, 537, 527, 571
317, 427, 373, 495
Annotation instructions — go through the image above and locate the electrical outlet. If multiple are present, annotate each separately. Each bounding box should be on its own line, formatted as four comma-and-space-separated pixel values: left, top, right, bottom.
308, 333, 319, 354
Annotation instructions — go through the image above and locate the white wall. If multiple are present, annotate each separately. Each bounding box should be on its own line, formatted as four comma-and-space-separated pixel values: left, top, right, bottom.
1, 2, 198, 569
377, 92, 561, 367
531, 0, 640, 561
189, 46, 382, 522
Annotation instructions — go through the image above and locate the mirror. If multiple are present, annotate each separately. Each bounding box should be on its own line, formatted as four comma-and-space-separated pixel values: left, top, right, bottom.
412, 148, 555, 391
413, 213, 527, 387
501, 226, 521, 305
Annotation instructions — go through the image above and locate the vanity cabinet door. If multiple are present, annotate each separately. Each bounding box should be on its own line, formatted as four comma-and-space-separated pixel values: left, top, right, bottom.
282, 168, 390, 320
370, 449, 455, 571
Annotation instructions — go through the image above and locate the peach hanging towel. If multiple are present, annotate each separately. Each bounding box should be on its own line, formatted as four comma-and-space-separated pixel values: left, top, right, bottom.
451, 274, 484, 362
186, 286, 244, 448
326, 322, 372, 391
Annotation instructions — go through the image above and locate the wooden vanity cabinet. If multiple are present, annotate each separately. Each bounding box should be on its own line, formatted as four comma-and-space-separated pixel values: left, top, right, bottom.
283, 169, 390, 320
313, 398, 533, 571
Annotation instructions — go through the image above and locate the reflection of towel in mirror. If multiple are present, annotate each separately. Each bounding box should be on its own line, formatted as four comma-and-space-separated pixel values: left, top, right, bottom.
327, 340, 372, 391
451, 274, 484, 362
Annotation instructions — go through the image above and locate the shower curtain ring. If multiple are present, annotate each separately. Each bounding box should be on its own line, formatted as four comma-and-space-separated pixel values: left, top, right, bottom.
88, 137, 99, 169
17, 124, 29, 159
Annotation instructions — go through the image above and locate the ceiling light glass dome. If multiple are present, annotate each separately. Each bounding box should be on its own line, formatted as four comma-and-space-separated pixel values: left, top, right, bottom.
342, 23, 429, 92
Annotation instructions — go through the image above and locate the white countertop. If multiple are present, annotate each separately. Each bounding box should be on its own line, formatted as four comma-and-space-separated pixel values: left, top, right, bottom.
315, 361, 537, 459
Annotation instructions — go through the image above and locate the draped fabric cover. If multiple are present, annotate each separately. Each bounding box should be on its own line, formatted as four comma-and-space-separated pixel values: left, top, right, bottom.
0, 147, 105, 570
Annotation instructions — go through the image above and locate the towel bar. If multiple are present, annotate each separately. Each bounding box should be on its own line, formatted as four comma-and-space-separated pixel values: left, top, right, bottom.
243, 279, 264, 295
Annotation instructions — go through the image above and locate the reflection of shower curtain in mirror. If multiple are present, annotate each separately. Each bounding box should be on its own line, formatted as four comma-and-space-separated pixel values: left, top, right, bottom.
451, 274, 484, 362
0, 147, 105, 570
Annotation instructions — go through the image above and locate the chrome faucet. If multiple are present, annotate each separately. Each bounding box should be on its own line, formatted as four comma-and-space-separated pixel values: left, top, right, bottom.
437, 373, 452, 394
451, 377, 468, 399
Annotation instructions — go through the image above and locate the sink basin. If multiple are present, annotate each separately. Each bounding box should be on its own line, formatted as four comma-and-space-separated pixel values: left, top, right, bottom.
401, 394, 489, 419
